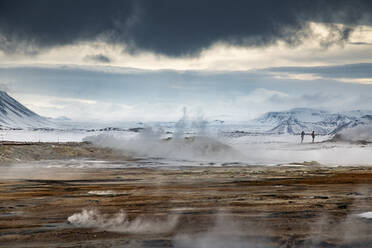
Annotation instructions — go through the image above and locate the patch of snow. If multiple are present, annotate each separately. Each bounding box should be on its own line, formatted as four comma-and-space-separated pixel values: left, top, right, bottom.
88, 190, 121, 196
357, 212, 372, 219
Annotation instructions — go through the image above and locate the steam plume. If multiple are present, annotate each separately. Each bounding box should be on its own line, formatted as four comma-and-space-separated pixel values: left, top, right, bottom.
68, 209, 179, 234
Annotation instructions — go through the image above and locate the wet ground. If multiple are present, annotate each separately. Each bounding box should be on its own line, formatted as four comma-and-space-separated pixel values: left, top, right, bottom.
1, 164, 372, 247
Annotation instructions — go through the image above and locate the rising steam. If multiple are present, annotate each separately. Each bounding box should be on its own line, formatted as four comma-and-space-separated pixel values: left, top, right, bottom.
337, 124, 372, 142
173, 212, 273, 248
68, 209, 179, 234
84, 108, 244, 162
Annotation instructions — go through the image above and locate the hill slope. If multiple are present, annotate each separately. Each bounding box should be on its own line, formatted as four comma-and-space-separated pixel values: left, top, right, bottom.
0, 91, 52, 128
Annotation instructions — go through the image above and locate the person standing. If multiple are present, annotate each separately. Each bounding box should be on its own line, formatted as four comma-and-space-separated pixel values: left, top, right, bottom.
311, 131, 315, 143
301, 131, 305, 143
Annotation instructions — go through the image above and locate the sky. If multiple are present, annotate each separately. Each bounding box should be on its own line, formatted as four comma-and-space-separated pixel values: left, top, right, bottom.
1, 0, 372, 122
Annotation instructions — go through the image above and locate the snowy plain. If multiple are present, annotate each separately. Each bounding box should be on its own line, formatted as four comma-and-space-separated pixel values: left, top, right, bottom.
2, 123, 372, 168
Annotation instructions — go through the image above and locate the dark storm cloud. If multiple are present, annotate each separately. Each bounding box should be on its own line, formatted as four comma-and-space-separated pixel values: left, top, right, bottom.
0, 0, 372, 56
84, 54, 112, 63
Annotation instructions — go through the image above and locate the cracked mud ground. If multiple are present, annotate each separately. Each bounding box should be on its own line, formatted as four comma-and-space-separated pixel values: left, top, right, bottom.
1, 164, 372, 247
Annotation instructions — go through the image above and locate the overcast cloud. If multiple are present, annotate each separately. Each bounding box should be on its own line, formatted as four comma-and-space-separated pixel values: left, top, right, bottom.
1, 0, 372, 57
1, 1, 372, 122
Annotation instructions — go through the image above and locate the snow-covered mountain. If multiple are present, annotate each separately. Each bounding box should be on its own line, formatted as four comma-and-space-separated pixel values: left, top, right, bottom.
255, 108, 372, 135
1, 91, 371, 136
330, 114, 372, 134
0, 91, 53, 129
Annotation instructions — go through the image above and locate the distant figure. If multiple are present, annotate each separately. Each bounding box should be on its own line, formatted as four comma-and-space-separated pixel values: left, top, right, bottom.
311, 131, 315, 143
301, 131, 305, 143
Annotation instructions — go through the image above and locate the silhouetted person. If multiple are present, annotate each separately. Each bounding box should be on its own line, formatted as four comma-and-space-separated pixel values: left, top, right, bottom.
301, 131, 305, 143
311, 131, 315, 143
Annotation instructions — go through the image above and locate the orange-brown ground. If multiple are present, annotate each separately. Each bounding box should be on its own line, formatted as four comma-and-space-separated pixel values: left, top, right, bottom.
1, 163, 372, 247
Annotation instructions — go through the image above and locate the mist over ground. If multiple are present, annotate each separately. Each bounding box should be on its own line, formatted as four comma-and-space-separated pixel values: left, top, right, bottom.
1, 1, 372, 247
338, 124, 372, 142
78, 110, 372, 167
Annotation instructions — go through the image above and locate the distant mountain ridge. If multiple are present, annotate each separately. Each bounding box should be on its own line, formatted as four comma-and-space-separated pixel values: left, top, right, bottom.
256, 108, 372, 135
1, 91, 371, 136
0, 91, 52, 128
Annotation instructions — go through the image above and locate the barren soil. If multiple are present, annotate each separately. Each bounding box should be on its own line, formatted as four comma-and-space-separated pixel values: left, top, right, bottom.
1, 143, 372, 247
1, 165, 372, 247
0, 142, 131, 163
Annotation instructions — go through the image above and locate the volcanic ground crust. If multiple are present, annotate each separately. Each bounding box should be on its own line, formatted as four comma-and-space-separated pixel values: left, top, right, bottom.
1, 165, 372, 247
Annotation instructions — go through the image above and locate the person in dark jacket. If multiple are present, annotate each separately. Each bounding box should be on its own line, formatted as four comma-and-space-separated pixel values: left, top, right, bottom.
301, 131, 305, 143
311, 131, 315, 143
